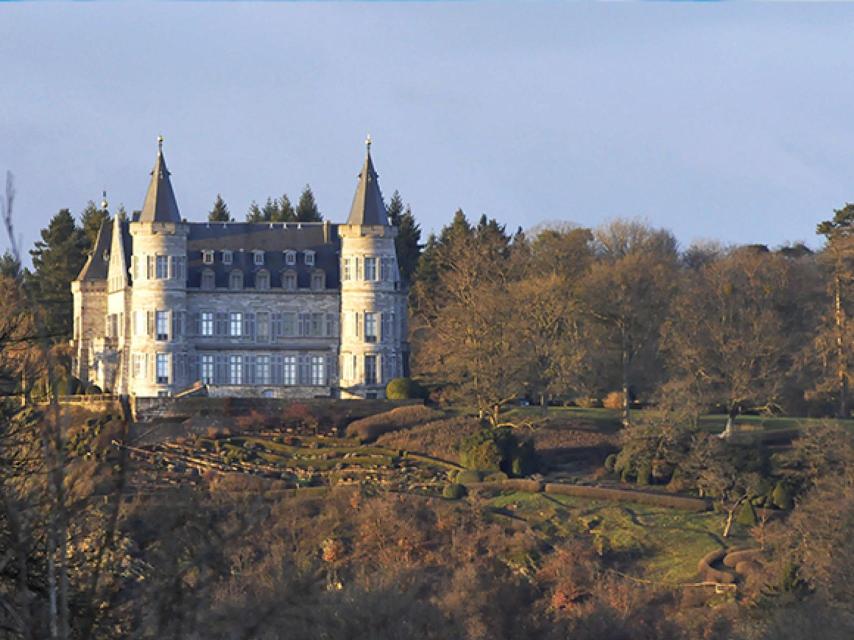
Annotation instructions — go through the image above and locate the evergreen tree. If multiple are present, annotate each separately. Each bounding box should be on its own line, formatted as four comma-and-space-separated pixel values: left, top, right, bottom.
386, 191, 422, 284
246, 201, 264, 223
273, 194, 296, 222
80, 200, 110, 253
295, 185, 322, 222
0, 250, 20, 279
261, 197, 279, 222
208, 194, 232, 222
28, 209, 87, 341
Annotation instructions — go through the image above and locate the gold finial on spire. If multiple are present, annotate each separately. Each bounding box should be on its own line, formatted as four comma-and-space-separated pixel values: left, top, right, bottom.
157, 135, 164, 152
100, 190, 109, 211
365, 134, 372, 154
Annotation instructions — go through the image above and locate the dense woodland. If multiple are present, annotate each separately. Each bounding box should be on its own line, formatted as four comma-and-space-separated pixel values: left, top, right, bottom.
0, 176, 853, 638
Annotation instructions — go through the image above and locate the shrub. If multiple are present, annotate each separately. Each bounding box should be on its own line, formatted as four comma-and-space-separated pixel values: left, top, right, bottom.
603, 391, 623, 410
635, 461, 652, 486
575, 397, 603, 409
458, 428, 538, 477
442, 483, 467, 500
84, 384, 102, 395
771, 481, 794, 510
345, 405, 438, 442
604, 453, 618, 472
483, 471, 509, 482
456, 469, 483, 484
736, 501, 757, 527
385, 377, 428, 401
376, 416, 480, 463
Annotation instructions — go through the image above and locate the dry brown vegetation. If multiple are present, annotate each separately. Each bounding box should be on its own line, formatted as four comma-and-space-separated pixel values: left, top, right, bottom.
345, 404, 440, 442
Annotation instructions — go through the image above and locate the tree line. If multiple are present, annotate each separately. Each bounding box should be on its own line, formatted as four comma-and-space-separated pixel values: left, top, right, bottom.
407, 207, 854, 432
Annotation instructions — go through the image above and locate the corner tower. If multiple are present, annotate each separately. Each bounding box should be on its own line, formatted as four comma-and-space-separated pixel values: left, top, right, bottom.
128, 137, 190, 397
339, 138, 407, 399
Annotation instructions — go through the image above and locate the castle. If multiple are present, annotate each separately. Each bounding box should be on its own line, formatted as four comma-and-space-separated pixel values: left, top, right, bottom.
71, 138, 408, 399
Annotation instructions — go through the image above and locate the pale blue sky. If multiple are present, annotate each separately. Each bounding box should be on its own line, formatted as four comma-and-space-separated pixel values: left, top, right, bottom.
2, 3, 854, 261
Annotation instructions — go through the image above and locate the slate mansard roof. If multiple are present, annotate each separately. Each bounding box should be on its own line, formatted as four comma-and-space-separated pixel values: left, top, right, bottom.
186, 222, 341, 290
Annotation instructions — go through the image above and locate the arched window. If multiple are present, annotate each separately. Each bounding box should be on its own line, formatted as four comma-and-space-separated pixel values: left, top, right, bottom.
229, 270, 244, 290
282, 270, 297, 292
201, 269, 215, 290
311, 269, 326, 291
256, 269, 270, 290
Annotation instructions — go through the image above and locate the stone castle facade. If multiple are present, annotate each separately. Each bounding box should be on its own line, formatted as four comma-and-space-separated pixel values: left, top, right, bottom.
71, 139, 408, 399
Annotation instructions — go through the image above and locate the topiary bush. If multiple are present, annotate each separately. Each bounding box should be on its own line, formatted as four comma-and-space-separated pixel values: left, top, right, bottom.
456, 469, 483, 484
771, 480, 794, 510
635, 460, 652, 486
604, 453, 618, 473
458, 428, 538, 477
443, 483, 467, 499
385, 377, 428, 401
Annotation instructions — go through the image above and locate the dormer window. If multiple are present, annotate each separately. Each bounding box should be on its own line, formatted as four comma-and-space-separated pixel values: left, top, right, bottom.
222, 250, 233, 265
253, 250, 265, 266
256, 269, 270, 290
304, 250, 315, 267
201, 269, 215, 290
311, 269, 326, 291
284, 250, 296, 266
282, 270, 297, 291
229, 270, 244, 290
202, 250, 214, 265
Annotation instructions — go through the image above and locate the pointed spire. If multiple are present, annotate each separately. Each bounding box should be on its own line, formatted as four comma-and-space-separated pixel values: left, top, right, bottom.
139, 135, 182, 223
346, 135, 388, 226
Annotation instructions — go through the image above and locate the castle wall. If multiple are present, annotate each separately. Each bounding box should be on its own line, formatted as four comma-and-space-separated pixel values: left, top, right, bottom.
71, 280, 107, 385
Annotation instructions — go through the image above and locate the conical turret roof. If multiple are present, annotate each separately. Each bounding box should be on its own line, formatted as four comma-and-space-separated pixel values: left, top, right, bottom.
139, 137, 182, 223
347, 138, 388, 226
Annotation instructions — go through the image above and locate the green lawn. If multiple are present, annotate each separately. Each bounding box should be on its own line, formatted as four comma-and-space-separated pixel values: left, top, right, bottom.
488, 490, 739, 584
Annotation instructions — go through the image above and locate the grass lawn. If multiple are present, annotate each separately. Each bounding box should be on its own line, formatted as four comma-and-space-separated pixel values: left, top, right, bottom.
488, 490, 741, 584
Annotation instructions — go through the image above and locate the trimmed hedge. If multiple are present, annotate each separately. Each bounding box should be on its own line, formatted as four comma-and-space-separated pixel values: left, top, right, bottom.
697, 548, 736, 584
443, 483, 467, 500
345, 405, 438, 442
385, 377, 428, 401
543, 483, 711, 512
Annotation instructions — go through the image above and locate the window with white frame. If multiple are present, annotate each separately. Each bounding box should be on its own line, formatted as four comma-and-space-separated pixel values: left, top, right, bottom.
256, 270, 270, 290
282, 270, 297, 291
132, 353, 143, 379
201, 354, 214, 384
202, 250, 214, 265
229, 270, 244, 290
310, 356, 326, 386
156, 255, 169, 279
201, 269, 215, 290
304, 250, 315, 266
200, 311, 214, 336
283, 355, 296, 385
155, 311, 169, 341
256, 355, 271, 385
257, 312, 270, 341
253, 250, 264, 266
311, 270, 325, 290
177, 256, 186, 280
222, 250, 233, 265
381, 257, 391, 281
343, 257, 351, 281
156, 353, 170, 384
284, 250, 296, 266
229, 355, 243, 384
229, 312, 243, 337
364, 312, 377, 343
364, 256, 377, 281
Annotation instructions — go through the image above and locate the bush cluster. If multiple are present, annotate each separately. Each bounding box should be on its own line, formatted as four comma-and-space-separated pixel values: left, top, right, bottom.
385, 377, 428, 400
345, 404, 437, 442
458, 428, 538, 477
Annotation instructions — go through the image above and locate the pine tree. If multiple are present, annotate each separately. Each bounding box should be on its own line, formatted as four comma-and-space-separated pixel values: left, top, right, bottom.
0, 250, 20, 279
387, 190, 405, 226
273, 194, 296, 222
27, 209, 87, 341
246, 201, 264, 223
385, 191, 422, 284
261, 197, 279, 222
208, 194, 232, 222
80, 200, 110, 253
295, 185, 322, 222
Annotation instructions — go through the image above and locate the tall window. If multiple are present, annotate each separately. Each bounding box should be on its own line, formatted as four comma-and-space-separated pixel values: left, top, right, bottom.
256, 355, 271, 385
229, 270, 244, 290
132, 353, 143, 379
156, 353, 170, 384
282, 271, 297, 291
364, 355, 377, 385
156, 255, 169, 279
201, 355, 214, 384
229, 312, 243, 337
256, 270, 270, 290
257, 312, 270, 342
229, 355, 243, 384
364, 256, 377, 281
283, 356, 296, 385
381, 257, 391, 281
156, 311, 169, 341
201, 269, 215, 290
200, 311, 214, 336
310, 313, 323, 337
310, 356, 326, 386
282, 312, 296, 336
364, 312, 377, 343
311, 270, 325, 290
343, 257, 351, 281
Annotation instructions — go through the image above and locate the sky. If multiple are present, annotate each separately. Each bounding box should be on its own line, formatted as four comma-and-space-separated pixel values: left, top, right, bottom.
2, 3, 854, 263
